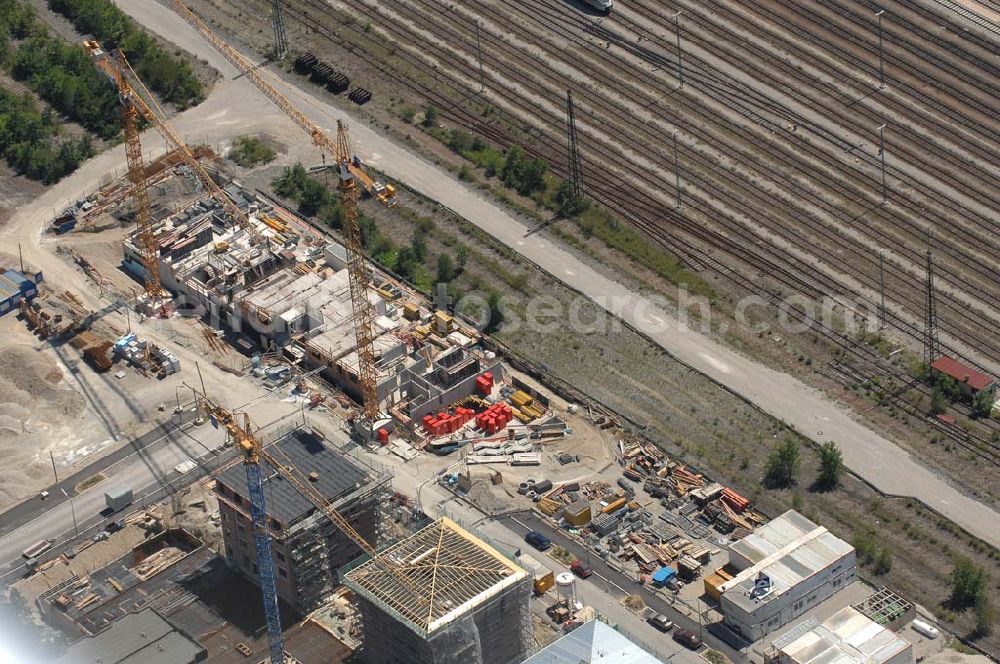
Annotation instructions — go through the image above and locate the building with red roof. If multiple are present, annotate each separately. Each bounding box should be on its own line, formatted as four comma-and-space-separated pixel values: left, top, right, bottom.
930, 356, 996, 395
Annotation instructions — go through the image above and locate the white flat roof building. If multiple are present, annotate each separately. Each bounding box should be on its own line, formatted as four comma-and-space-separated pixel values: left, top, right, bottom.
521, 619, 665, 664
771, 606, 913, 664
719, 511, 856, 642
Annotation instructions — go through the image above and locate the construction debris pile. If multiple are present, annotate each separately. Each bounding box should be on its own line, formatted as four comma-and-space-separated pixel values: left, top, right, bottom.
113, 332, 181, 378
529, 435, 766, 586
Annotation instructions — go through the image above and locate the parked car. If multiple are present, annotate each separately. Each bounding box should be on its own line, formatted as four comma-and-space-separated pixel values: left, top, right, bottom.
570, 560, 593, 579
673, 628, 702, 649
524, 531, 552, 551
647, 613, 674, 632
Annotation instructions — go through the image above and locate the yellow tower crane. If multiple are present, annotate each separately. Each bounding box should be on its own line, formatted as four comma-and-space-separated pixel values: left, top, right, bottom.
172, 2, 386, 423
199, 390, 423, 663
104, 47, 161, 301
84, 42, 264, 246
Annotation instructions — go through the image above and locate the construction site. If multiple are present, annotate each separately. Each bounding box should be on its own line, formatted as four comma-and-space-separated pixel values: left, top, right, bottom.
0, 0, 996, 663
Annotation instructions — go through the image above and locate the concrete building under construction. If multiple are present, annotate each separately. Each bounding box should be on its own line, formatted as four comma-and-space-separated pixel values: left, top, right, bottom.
214, 424, 392, 613
343, 517, 532, 664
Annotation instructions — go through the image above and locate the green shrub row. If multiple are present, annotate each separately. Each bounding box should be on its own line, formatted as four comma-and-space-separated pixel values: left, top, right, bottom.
0, 86, 94, 183
47, 0, 203, 109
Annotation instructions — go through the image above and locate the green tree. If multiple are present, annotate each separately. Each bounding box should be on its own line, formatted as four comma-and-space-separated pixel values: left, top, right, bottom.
517, 156, 548, 196
972, 389, 995, 418
298, 178, 330, 216
873, 548, 893, 575
317, 202, 341, 229
556, 179, 587, 217
456, 246, 469, 272
930, 385, 949, 415
46, 0, 204, 108
395, 245, 417, 281
764, 439, 800, 488
500, 145, 526, 189
950, 557, 988, 609
484, 291, 504, 333
436, 254, 455, 284
815, 441, 844, 490
974, 593, 995, 637
411, 230, 428, 262
273, 163, 309, 199
422, 104, 438, 127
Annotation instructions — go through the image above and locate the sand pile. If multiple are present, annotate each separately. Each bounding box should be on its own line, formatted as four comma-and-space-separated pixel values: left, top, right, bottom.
0, 344, 87, 509
464, 478, 516, 515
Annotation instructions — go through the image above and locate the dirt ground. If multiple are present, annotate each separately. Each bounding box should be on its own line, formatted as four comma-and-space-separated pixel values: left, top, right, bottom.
244, 153, 1000, 649
0, 0, 995, 650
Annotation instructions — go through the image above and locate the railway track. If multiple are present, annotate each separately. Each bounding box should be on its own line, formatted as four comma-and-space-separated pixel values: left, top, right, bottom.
628, 1, 1000, 301
825, 361, 1000, 466
449, 0, 992, 358
242, 0, 1000, 463
286, 0, 1000, 369
583, 7, 1000, 307
677, 0, 1000, 234
925, 0, 1000, 37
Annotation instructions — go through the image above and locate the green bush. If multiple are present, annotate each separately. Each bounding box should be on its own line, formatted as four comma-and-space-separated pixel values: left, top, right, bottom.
229, 135, 275, 168
764, 438, 800, 488
47, 0, 203, 109
0, 86, 94, 182
11, 33, 122, 139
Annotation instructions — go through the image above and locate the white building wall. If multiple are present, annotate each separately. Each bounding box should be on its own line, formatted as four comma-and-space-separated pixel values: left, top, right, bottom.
721, 550, 856, 642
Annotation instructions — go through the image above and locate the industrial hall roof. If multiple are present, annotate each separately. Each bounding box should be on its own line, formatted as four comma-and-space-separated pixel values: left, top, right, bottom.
52, 608, 205, 664
344, 517, 527, 636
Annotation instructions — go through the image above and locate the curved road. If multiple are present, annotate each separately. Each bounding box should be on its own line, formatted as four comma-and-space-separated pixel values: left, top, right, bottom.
3, 0, 995, 549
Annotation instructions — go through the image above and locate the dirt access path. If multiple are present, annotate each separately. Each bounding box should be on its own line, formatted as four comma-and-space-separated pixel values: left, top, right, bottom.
3, 0, 994, 548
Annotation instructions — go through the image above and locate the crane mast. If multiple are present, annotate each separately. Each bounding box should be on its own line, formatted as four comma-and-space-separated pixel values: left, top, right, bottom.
113, 51, 162, 300
84, 42, 264, 245
173, 1, 384, 423
205, 406, 286, 664
336, 154, 380, 422
200, 395, 424, 664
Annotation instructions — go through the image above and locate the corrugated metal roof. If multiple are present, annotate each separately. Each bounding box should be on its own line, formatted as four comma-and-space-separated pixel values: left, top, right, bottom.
777, 607, 911, 664
722, 513, 854, 611
730, 510, 817, 565
52, 608, 204, 664
217, 428, 369, 526
521, 620, 664, 664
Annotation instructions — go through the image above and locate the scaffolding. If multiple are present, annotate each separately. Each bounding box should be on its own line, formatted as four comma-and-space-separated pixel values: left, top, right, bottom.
342, 518, 532, 664
214, 422, 392, 614
853, 587, 915, 632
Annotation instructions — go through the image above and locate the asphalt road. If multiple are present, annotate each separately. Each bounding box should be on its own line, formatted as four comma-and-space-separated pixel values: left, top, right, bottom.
0, 412, 233, 579
97, 0, 1000, 548
501, 512, 745, 660
0, 407, 198, 535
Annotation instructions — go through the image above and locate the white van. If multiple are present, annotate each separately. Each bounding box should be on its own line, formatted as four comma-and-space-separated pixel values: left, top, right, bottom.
583, 0, 613, 14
